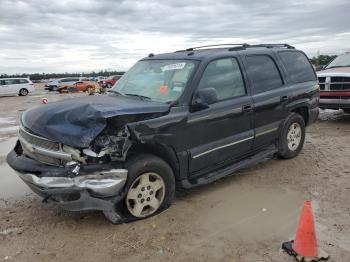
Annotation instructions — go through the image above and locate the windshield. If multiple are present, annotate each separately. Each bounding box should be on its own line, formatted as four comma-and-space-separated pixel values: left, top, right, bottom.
111, 60, 197, 103
326, 53, 350, 69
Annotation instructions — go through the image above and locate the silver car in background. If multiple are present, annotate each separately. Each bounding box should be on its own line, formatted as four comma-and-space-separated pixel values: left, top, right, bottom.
0, 78, 35, 96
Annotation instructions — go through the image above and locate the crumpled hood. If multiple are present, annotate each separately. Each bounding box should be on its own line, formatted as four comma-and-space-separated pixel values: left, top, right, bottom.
22, 94, 170, 148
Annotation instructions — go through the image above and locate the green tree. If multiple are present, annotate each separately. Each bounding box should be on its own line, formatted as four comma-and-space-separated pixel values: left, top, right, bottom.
310, 55, 337, 66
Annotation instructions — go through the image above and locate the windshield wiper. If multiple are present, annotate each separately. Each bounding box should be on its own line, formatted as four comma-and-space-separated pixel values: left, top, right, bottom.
124, 93, 152, 100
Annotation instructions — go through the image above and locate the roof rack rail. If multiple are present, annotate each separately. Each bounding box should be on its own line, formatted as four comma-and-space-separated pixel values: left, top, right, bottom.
175, 43, 295, 53
176, 44, 249, 52
246, 44, 295, 49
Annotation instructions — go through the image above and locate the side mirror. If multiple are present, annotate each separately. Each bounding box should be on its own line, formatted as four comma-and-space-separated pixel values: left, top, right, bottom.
315, 65, 325, 71
192, 88, 218, 111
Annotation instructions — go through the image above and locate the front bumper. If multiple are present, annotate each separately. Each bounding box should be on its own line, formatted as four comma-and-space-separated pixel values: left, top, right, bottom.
319, 98, 350, 109
7, 148, 128, 213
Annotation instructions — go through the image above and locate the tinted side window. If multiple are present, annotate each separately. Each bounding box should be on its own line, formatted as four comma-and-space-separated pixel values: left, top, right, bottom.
19, 79, 29, 84
4, 79, 20, 85
198, 58, 245, 100
279, 51, 316, 83
246, 55, 283, 94
0, 80, 4, 85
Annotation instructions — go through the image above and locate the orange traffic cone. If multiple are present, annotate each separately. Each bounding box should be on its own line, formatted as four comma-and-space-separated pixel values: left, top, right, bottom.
282, 200, 329, 262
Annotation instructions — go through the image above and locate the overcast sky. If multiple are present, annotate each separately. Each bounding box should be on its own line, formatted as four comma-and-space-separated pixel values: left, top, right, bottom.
1, 0, 350, 74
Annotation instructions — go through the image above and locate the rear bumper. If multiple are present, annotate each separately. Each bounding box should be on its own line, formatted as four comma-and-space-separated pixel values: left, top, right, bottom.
6, 148, 128, 212
319, 98, 350, 109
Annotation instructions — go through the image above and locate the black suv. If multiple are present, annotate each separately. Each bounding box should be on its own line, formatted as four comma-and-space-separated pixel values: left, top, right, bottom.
7, 44, 319, 223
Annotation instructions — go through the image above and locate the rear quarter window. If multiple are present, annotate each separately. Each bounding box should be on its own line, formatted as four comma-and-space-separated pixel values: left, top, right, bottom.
19, 79, 29, 84
279, 51, 316, 83
246, 55, 283, 94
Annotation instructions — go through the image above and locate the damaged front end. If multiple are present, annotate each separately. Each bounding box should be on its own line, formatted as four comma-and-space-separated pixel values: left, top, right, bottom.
7, 137, 129, 223
7, 95, 170, 223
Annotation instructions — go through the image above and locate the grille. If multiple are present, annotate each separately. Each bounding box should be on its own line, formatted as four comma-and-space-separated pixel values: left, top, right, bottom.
318, 77, 325, 90
19, 128, 59, 151
22, 146, 61, 166
318, 76, 350, 91
18, 127, 63, 166
330, 77, 350, 91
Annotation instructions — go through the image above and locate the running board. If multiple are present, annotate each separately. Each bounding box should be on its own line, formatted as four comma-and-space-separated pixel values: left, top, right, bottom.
180, 146, 277, 188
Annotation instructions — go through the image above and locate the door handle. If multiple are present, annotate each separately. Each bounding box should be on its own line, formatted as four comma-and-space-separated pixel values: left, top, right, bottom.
280, 95, 289, 102
242, 104, 253, 113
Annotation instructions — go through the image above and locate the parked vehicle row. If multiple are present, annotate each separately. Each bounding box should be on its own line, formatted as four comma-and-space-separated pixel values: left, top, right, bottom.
0, 78, 34, 96
44, 75, 123, 92
7, 43, 319, 223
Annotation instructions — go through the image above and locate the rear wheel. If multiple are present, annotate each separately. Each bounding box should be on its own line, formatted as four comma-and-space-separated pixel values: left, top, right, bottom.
19, 88, 28, 96
277, 113, 306, 159
122, 154, 175, 219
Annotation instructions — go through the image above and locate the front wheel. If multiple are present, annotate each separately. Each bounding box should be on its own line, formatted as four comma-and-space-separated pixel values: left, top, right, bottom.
122, 154, 175, 220
19, 88, 28, 96
277, 113, 306, 159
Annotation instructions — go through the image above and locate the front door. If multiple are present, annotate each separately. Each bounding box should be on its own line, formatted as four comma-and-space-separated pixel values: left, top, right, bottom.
186, 57, 254, 176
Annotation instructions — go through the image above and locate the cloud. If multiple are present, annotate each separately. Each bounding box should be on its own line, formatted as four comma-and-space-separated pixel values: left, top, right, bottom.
0, 0, 349, 74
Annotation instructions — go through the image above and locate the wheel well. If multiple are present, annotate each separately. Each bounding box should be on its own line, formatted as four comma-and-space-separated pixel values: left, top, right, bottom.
292, 107, 309, 125
127, 143, 180, 179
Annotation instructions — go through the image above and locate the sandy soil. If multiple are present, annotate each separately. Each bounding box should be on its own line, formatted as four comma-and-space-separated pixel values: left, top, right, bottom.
0, 86, 349, 261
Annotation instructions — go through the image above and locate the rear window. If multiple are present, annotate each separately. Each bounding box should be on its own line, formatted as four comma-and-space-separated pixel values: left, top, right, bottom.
246, 55, 283, 94
279, 51, 316, 83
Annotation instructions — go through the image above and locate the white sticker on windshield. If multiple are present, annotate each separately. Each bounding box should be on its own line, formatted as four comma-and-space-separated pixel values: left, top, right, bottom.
162, 62, 186, 71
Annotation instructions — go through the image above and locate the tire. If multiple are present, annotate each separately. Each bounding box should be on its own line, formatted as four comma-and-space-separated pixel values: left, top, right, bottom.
277, 113, 306, 159
343, 109, 350, 114
121, 154, 175, 220
19, 88, 28, 96
106, 83, 112, 88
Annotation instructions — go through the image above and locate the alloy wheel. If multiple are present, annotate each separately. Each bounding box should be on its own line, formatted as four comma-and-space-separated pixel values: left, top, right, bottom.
287, 122, 302, 151
126, 172, 165, 218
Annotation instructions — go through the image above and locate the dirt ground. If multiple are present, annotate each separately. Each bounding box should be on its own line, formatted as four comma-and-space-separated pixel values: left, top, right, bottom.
0, 85, 349, 262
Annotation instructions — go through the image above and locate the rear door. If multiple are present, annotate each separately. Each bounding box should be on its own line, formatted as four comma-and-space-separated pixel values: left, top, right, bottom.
187, 57, 254, 175
242, 54, 287, 149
